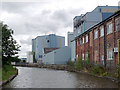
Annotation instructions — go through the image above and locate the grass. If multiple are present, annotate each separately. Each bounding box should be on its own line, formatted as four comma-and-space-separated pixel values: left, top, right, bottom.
0, 65, 17, 82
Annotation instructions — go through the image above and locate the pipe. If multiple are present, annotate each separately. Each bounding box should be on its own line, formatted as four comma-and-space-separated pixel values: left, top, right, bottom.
118, 39, 120, 64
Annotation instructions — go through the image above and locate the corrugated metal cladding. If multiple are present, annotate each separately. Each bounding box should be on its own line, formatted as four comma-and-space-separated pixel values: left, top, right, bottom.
74, 6, 118, 38
43, 46, 71, 64
32, 34, 65, 63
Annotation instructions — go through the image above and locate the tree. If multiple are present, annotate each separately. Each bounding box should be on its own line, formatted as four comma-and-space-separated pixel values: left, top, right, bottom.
1, 22, 21, 65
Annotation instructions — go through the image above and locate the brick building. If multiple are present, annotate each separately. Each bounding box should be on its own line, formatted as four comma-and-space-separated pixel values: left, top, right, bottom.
75, 10, 120, 67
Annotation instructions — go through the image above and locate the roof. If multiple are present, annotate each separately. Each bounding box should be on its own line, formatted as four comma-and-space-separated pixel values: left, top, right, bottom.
75, 10, 120, 39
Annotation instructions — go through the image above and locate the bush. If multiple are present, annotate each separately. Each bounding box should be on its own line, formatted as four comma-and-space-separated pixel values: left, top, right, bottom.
92, 65, 105, 75
66, 60, 74, 66
74, 57, 83, 71
116, 64, 120, 84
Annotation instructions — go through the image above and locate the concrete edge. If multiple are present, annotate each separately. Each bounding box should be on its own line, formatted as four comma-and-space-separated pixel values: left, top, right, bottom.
0, 68, 18, 88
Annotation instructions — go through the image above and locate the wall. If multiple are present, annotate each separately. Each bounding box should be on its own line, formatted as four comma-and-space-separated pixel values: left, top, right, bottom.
27, 52, 33, 63
73, 6, 118, 38
43, 51, 54, 64
43, 47, 71, 64
33, 34, 65, 62
75, 11, 120, 67
54, 46, 71, 64
71, 41, 76, 61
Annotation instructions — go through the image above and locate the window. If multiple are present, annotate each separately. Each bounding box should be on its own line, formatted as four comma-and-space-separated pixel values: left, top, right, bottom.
79, 39, 81, 45
94, 30, 98, 39
82, 37, 84, 44
82, 53, 84, 60
107, 49, 113, 60
101, 55, 104, 61
116, 18, 120, 31
77, 40, 78, 46
85, 53, 88, 59
100, 27, 104, 37
86, 35, 88, 43
107, 23, 112, 34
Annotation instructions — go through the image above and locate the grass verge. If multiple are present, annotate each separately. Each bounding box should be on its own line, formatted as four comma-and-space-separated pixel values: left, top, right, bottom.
0, 65, 17, 82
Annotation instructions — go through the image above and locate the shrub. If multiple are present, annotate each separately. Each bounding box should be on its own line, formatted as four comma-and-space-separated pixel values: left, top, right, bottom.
92, 65, 105, 75
116, 64, 120, 84
66, 60, 74, 66
74, 57, 83, 71
101, 72, 109, 76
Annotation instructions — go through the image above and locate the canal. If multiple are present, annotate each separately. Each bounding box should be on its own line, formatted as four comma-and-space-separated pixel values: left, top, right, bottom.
3, 67, 119, 88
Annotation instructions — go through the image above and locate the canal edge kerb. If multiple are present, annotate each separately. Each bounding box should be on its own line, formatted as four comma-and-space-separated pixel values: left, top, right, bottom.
0, 68, 18, 87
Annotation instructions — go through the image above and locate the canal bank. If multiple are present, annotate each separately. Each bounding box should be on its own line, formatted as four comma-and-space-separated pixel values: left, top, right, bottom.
0, 66, 18, 87
13, 64, 120, 87
3, 67, 119, 88
38, 64, 120, 86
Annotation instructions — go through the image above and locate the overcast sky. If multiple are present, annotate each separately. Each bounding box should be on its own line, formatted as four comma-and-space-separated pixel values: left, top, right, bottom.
0, 0, 120, 58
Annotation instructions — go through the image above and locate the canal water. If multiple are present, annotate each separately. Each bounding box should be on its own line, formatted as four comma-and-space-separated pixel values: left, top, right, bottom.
3, 67, 119, 88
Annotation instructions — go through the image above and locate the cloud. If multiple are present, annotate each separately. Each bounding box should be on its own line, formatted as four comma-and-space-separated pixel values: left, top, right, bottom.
1, 0, 119, 58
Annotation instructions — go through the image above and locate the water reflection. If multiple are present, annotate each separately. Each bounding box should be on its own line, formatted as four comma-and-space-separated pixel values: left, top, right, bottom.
3, 67, 119, 88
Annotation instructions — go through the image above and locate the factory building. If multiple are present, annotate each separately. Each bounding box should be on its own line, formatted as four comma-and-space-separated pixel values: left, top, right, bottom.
74, 6, 118, 38
67, 32, 76, 61
32, 34, 65, 64
27, 51, 34, 63
75, 10, 120, 67
43, 46, 71, 64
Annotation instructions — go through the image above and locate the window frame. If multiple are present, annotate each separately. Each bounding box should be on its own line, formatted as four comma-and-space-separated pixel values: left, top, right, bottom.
100, 27, 104, 37
101, 55, 104, 61
82, 53, 84, 60
107, 49, 113, 60
94, 30, 98, 39
86, 35, 88, 43
79, 39, 81, 45
82, 37, 84, 44
85, 53, 88, 59
107, 23, 113, 35
115, 18, 120, 31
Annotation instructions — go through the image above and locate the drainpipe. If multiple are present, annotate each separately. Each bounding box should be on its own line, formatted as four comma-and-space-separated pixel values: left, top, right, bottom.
118, 39, 120, 64
104, 24, 107, 68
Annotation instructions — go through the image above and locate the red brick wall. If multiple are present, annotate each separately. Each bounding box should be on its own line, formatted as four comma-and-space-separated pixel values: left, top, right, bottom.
75, 13, 120, 67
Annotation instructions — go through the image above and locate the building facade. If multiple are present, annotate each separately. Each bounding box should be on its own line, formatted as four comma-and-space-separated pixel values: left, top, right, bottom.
75, 10, 120, 67
32, 34, 65, 63
74, 6, 118, 38
43, 46, 71, 64
67, 32, 76, 61
27, 51, 34, 63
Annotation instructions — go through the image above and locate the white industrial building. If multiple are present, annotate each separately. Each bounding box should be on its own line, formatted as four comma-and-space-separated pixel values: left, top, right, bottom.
43, 46, 71, 64
27, 51, 34, 63
67, 32, 76, 61
32, 34, 65, 64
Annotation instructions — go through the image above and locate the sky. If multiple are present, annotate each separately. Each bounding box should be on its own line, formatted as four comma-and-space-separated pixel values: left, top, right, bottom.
0, 0, 120, 58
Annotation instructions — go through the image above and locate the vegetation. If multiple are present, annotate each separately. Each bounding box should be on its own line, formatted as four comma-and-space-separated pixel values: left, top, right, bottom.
91, 65, 105, 76
114, 10, 119, 14
0, 65, 17, 81
116, 64, 120, 84
66, 57, 113, 77
74, 57, 83, 70
66, 60, 74, 67
0, 22, 20, 81
1, 22, 21, 65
